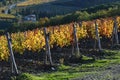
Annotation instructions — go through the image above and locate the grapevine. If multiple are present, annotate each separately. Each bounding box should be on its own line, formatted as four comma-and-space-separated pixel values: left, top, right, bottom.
0, 16, 120, 61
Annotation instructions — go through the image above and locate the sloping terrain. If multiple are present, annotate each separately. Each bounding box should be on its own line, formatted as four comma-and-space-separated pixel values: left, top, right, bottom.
17, 0, 56, 6
52, 0, 120, 8
17, 0, 120, 18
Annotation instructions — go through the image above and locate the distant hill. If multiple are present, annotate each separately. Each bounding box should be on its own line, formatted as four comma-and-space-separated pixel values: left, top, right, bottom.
17, 0, 120, 18
52, 0, 120, 8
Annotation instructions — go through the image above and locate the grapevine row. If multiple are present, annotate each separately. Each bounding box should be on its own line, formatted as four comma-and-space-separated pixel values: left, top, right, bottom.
0, 16, 120, 61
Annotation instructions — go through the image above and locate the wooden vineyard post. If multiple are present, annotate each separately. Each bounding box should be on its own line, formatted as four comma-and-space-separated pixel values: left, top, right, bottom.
72, 23, 81, 58
112, 24, 115, 47
6, 32, 18, 74
52, 27, 54, 34
79, 21, 82, 27
114, 18, 119, 45
44, 27, 53, 66
95, 21, 102, 51
58, 26, 61, 33
112, 18, 119, 46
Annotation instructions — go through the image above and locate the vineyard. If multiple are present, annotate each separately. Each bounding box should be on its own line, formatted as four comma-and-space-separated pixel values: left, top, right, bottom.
16, 0, 81, 18
0, 16, 120, 61
0, 0, 120, 79
16, 0, 120, 19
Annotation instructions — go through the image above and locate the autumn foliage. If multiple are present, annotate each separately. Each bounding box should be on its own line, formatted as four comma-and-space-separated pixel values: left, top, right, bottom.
0, 17, 120, 60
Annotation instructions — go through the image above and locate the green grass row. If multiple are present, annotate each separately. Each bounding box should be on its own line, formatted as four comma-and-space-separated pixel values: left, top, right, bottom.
0, 13, 15, 19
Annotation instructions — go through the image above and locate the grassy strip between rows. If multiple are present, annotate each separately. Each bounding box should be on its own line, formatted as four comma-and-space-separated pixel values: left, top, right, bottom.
17, 0, 54, 7
0, 13, 15, 19
12, 49, 120, 80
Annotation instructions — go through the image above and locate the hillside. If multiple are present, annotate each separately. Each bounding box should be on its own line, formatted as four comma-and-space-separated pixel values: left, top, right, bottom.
0, 0, 120, 80
53, 0, 120, 8
17, 0, 120, 7
17, 0, 55, 6
0, 15, 120, 79
16, 0, 120, 18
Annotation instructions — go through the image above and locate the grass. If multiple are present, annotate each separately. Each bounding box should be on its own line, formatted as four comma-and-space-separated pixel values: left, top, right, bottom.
17, 0, 74, 7
0, 13, 15, 19
13, 49, 120, 80
17, 0, 55, 7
